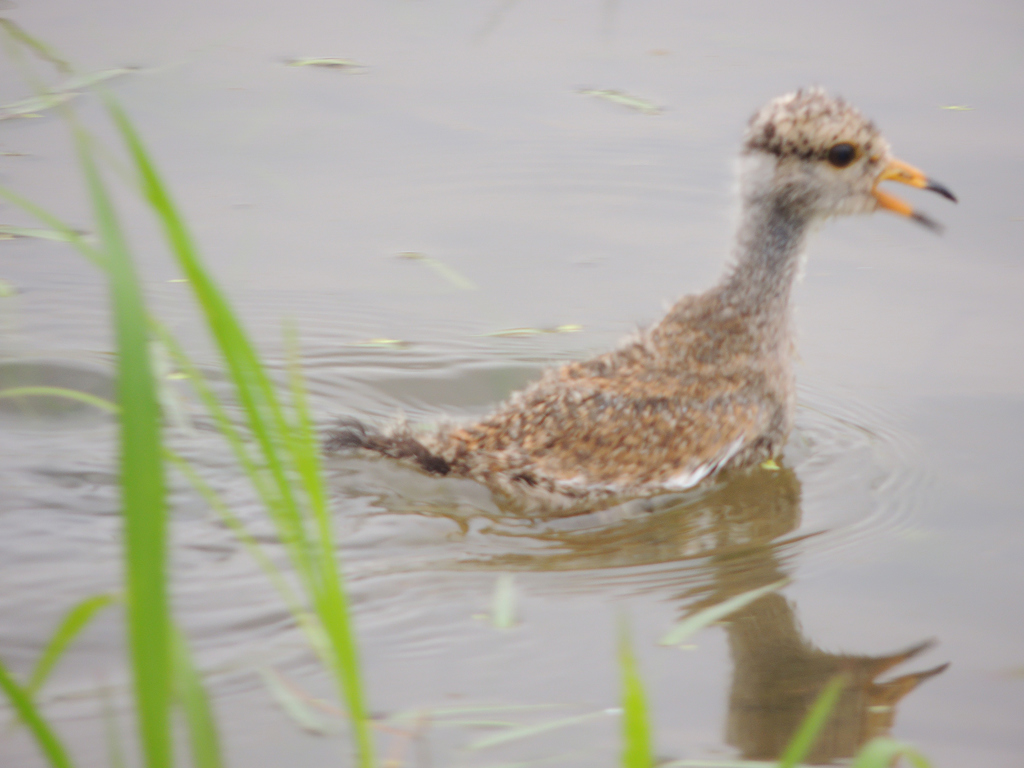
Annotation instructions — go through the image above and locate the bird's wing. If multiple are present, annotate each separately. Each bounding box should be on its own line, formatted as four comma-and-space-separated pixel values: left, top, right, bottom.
475, 373, 774, 490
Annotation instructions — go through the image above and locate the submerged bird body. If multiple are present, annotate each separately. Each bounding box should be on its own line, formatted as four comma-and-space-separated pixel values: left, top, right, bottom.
328, 89, 954, 509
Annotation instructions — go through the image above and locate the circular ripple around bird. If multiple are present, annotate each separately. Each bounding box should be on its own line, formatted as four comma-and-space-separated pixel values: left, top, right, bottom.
296, 342, 932, 657
0, 334, 930, 691
782, 381, 930, 570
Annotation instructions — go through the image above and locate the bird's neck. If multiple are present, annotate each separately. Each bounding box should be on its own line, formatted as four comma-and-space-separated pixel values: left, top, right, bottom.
717, 194, 814, 323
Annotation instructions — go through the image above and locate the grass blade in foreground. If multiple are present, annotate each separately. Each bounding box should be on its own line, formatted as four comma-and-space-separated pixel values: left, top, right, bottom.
103, 95, 375, 767
851, 737, 931, 768
74, 124, 172, 768
27, 594, 117, 695
776, 674, 846, 768
258, 667, 340, 736
466, 709, 616, 750
619, 620, 653, 768
284, 328, 372, 753
0, 655, 75, 768
172, 627, 223, 768
0, 388, 117, 415
659, 580, 789, 647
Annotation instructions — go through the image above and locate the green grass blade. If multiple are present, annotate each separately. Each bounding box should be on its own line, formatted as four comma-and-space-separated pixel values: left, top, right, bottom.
74, 124, 172, 768
467, 709, 617, 750
0, 18, 72, 74
0, 225, 85, 242
1, 91, 77, 119
106, 94, 374, 767
258, 666, 340, 735
619, 620, 653, 768
172, 627, 223, 768
851, 737, 931, 768
163, 446, 328, 656
150, 322, 279, 513
659, 580, 789, 647
775, 674, 846, 768
108, 99, 320, 609
0, 654, 75, 768
98, 688, 129, 768
388, 703, 564, 723
0, 387, 117, 414
53, 68, 135, 94
283, 328, 375, 762
111, 96, 320, 601
311, 570, 374, 759
100, 685, 129, 768
105, 94, 318, 594
27, 594, 117, 695
0, 184, 105, 267
149, 231, 336, 667
660, 761, 778, 767
104, 93, 291, 457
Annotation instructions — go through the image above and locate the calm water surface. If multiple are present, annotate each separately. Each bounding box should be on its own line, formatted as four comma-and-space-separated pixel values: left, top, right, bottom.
1, 1, 1023, 766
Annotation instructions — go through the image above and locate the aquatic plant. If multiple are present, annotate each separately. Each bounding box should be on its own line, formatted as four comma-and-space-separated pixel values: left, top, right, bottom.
0, 20, 373, 768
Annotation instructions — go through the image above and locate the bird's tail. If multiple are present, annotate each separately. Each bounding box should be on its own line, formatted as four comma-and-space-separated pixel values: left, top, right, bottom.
324, 417, 451, 476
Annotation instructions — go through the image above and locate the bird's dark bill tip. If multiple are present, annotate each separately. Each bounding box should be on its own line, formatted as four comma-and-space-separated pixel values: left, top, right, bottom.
911, 210, 944, 234
926, 179, 957, 203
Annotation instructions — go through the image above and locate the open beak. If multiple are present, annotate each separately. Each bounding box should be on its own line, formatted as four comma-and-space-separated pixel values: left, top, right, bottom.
872, 157, 957, 232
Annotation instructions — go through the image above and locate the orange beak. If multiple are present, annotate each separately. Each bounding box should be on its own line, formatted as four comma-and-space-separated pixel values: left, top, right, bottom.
872, 157, 957, 232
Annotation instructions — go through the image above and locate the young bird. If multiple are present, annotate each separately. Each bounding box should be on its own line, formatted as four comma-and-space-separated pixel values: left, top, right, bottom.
327, 88, 955, 510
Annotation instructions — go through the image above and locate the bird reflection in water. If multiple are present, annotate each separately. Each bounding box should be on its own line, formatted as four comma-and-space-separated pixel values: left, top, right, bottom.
358, 463, 947, 764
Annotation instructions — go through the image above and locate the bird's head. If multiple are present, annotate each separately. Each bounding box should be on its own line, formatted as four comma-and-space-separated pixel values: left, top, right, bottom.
740, 88, 955, 230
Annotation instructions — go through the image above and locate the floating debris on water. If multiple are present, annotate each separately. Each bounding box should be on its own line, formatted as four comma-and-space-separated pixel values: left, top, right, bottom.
939, 105, 974, 111
483, 324, 583, 338
466, 708, 618, 750
0, 68, 136, 121
579, 88, 662, 115
53, 67, 136, 92
760, 458, 781, 471
490, 574, 517, 629
287, 57, 365, 71
388, 702, 565, 724
352, 338, 410, 349
397, 251, 477, 290
0, 91, 76, 120
258, 667, 341, 735
0, 225, 86, 242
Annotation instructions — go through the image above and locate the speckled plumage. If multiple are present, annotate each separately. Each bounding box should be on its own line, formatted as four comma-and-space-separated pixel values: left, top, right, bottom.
745, 90, 884, 162
327, 88, 953, 510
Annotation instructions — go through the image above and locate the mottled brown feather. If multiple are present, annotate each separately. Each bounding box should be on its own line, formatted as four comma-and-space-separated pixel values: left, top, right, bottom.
425, 287, 788, 498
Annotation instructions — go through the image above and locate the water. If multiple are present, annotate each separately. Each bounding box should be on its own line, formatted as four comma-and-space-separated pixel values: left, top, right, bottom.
1, 1, 1023, 765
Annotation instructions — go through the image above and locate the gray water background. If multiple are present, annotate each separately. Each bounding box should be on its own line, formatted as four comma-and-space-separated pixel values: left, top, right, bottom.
1, 1, 1022, 766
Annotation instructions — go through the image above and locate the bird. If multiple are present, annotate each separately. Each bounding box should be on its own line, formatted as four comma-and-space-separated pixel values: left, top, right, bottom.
326, 88, 956, 511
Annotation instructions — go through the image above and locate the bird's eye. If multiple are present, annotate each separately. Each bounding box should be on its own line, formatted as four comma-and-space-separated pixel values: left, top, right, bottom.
827, 142, 857, 168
